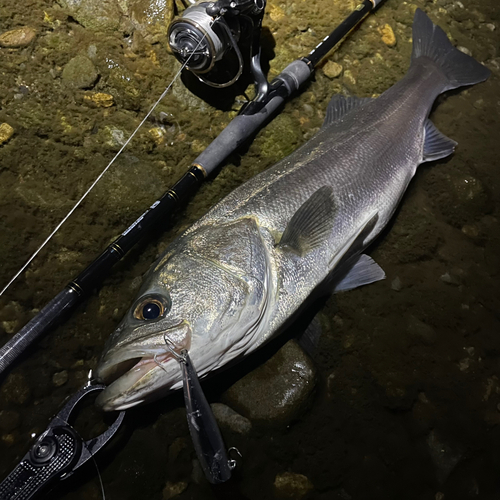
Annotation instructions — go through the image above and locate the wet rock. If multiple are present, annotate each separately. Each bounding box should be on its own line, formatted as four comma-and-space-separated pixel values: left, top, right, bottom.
222, 340, 317, 426
57, 0, 124, 32
62, 55, 99, 89
461, 223, 481, 241
58, 0, 174, 37
83, 92, 114, 108
211, 403, 252, 435
52, 370, 69, 387
0, 410, 21, 432
439, 270, 462, 286
108, 65, 141, 109
1, 433, 16, 447
0, 27, 36, 48
391, 276, 402, 291
0, 301, 25, 331
457, 46, 472, 56
162, 481, 187, 499
128, 0, 174, 40
343, 70, 356, 85
148, 127, 167, 146
1, 373, 31, 405
268, 4, 285, 22
274, 471, 313, 500
426, 430, 463, 484
380, 24, 396, 47
101, 125, 127, 148
0, 123, 14, 146
1, 321, 17, 334
322, 61, 343, 79
407, 315, 436, 345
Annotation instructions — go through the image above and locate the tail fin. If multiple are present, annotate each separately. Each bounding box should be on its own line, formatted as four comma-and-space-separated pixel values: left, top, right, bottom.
412, 9, 490, 91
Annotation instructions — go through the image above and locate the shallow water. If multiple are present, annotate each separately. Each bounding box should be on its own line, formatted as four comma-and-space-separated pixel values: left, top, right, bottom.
0, 0, 499, 499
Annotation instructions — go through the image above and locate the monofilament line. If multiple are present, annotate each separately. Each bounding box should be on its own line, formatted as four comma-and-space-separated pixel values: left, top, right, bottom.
0, 23, 217, 297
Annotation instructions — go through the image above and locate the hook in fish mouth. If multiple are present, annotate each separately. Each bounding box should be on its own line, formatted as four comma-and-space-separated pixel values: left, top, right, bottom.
95, 322, 191, 410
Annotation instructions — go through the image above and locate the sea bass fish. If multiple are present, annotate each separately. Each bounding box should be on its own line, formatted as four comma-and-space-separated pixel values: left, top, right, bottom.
96, 10, 489, 411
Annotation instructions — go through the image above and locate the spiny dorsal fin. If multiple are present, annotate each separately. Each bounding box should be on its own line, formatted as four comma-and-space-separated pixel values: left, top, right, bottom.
423, 119, 457, 162
278, 186, 336, 256
323, 95, 373, 127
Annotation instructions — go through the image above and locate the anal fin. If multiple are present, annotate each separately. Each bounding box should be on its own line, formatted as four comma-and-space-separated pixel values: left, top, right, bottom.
332, 254, 385, 293
423, 119, 457, 162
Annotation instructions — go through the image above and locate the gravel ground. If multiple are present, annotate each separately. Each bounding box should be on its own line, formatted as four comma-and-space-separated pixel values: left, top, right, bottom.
0, 0, 499, 499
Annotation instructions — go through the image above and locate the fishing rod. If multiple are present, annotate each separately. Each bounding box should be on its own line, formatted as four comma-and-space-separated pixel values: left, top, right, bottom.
0, 0, 382, 376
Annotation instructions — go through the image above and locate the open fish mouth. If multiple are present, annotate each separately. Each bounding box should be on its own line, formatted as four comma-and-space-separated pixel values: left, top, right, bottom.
95, 347, 177, 410
95, 322, 192, 410
96, 345, 172, 385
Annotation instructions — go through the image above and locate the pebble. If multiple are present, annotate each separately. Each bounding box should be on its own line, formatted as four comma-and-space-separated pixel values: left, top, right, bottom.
457, 46, 472, 56
391, 276, 402, 291
0, 373, 31, 405
0, 123, 14, 146
1, 321, 18, 334
380, 24, 396, 47
1, 433, 16, 447
162, 481, 187, 499
0, 27, 36, 48
148, 127, 167, 146
268, 4, 285, 22
62, 55, 99, 89
83, 92, 114, 108
222, 340, 316, 426
439, 271, 461, 286
52, 370, 69, 387
322, 61, 343, 79
461, 224, 480, 240
344, 70, 356, 85
211, 403, 252, 435
274, 472, 313, 500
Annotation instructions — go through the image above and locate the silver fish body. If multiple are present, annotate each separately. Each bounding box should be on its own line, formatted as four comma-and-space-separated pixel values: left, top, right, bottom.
96, 10, 490, 411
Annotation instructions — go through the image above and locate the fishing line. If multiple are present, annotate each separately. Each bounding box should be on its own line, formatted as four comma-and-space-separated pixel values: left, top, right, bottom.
85, 443, 107, 500
0, 20, 219, 298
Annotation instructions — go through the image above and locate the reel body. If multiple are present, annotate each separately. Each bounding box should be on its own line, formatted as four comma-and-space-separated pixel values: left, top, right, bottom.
168, 0, 266, 89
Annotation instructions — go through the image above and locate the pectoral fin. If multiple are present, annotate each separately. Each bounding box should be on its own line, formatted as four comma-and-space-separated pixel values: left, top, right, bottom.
278, 186, 336, 256
332, 253, 385, 292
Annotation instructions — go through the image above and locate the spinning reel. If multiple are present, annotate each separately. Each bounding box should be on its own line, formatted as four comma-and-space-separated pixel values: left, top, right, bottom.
168, 0, 267, 94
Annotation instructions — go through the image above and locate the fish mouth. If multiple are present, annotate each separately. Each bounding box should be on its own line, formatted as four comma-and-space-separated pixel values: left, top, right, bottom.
95, 322, 191, 411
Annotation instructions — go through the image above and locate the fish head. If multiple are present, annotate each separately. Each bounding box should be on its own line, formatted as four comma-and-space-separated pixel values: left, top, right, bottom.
96, 219, 270, 411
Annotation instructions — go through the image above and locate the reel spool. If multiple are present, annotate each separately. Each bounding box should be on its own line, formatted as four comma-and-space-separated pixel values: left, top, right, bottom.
168, 0, 266, 89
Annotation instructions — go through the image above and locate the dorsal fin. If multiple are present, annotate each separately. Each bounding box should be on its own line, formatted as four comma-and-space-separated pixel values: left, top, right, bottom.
423, 119, 457, 162
278, 186, 336, 256
323, 95, 373, 127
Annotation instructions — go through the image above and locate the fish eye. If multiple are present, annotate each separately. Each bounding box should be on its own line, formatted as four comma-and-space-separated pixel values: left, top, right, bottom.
133, 295, 170, 321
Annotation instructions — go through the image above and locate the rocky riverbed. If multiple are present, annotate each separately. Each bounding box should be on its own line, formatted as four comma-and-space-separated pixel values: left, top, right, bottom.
0, 0, 499, 499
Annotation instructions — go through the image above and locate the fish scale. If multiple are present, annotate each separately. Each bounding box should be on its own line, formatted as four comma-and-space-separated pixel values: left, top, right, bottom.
95, 10, 490, 411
